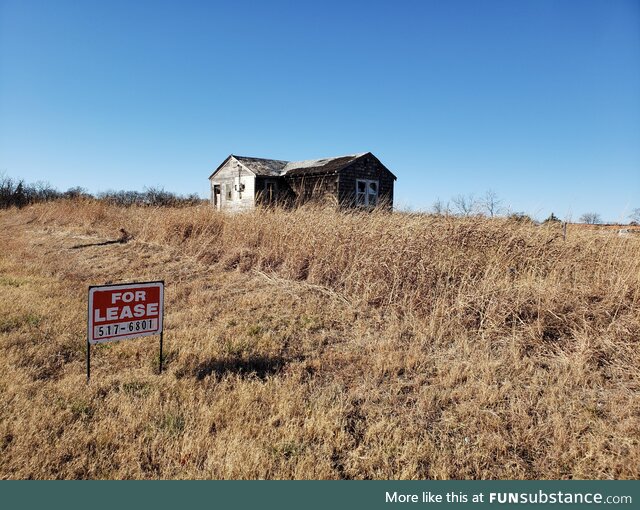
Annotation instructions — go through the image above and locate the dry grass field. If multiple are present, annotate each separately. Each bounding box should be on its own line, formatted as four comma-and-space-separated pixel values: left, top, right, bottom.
0, 200, 638, 479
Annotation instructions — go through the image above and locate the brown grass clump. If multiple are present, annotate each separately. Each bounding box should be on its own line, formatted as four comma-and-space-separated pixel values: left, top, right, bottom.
0, 200, 638, 479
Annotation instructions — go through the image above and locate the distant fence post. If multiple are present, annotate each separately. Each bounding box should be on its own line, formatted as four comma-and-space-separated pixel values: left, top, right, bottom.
562, 221, 567, 241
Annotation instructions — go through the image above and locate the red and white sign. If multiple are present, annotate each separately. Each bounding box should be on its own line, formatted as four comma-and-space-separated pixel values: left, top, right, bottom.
88, 281, 164, 345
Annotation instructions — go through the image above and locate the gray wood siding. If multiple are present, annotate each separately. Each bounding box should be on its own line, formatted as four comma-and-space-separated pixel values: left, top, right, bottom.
210, 157, 256, 212
284, 175, 339, 205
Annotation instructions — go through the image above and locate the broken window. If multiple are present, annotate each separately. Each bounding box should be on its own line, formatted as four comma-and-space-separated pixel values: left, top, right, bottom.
356, 180, 366, 205
368, 181, 378, 206
356, 179, 378, 207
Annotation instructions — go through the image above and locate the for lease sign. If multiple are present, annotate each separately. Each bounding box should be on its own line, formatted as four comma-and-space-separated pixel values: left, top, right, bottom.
88, 281, 164, 344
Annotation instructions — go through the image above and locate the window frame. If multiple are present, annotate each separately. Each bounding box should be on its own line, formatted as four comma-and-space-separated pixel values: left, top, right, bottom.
355, 179, 379, 207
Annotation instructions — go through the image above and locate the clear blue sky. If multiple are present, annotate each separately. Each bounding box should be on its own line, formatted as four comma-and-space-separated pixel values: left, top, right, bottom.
1, 0, 638, 221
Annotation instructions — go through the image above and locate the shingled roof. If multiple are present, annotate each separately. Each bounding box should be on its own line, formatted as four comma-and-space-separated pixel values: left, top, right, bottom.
283, 154, 366, 177
233, 156, 288, 177
212, 153, 369, 178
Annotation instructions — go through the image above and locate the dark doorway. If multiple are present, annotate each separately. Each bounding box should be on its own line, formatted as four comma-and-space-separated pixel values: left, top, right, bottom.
263, 180, 278, 205
213, 184, 221, 210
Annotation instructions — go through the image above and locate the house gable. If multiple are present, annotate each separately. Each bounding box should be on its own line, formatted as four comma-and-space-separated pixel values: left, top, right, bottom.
209, 156, 256, 212
336, 153, 396, 207
209, 155, 262, 180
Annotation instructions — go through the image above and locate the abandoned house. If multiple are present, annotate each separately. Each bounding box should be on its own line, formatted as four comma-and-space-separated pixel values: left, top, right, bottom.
208, 152, 396, 212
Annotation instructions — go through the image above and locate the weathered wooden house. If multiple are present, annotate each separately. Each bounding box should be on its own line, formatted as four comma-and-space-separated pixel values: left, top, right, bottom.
208, 152, 396, 212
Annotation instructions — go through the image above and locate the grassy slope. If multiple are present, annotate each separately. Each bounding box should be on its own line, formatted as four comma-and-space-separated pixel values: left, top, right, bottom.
0, 201, 638, 479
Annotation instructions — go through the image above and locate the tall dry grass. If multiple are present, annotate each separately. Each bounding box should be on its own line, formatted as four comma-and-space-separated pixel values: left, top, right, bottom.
0, 200, 638, 479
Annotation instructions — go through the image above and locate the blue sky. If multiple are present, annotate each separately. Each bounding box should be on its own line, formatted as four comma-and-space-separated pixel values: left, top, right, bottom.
1, 0, 638, 221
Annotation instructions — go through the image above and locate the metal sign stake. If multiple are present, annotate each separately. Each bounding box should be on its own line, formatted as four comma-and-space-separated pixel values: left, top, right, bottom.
159, 331, 164, 374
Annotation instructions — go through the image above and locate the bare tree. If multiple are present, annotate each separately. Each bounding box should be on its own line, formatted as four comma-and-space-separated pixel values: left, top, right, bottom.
579, 212, 602, 225
480, 189, 503, 218
629, 208, 640, 224
451, 193, 477, 216
431, 198, 450, 215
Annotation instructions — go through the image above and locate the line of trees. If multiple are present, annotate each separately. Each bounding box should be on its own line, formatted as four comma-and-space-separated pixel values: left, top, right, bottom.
0, 174, 203, 209
432, 190, 639, 225
2, 173, 638, 223
96, 188, 201, 207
